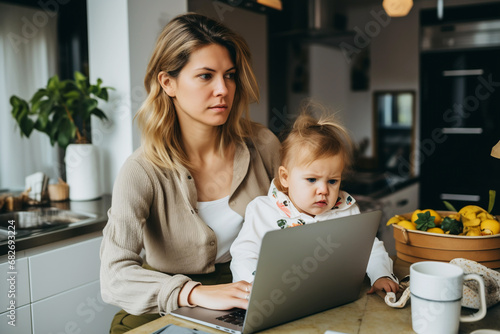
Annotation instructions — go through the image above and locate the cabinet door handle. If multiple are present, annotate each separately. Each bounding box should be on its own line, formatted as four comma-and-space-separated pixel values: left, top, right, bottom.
442, 69, 484, 76
440, 193, 480, 202
442, 128, 483, 134
396, 199, 409, 207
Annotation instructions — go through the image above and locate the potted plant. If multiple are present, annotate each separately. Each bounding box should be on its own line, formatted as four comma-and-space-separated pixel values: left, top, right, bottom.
10, 71, 113, 201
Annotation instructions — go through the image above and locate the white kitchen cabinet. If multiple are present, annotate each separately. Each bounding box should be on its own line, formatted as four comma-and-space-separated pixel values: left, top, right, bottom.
28, 237, 101, 302
0, 304, 31, 334
377, 182, 420, 256
0, 257, 30, 309
0, 233, 119, 333
32, 280, 119, 334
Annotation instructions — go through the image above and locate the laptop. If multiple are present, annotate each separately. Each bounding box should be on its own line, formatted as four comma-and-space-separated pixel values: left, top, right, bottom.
171, 210, 382, 334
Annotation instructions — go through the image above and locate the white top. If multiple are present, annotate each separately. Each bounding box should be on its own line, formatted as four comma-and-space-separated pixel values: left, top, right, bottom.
230, 180, 397, 285
197, 196, 243, 263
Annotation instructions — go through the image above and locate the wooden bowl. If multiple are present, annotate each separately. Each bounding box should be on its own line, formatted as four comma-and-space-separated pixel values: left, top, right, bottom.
392, 211, 500, 268
48, 183, 69, 202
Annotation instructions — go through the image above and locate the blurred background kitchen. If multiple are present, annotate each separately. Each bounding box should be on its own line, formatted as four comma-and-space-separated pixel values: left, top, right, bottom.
2, 0, 500, 241
1, 1, 500, 333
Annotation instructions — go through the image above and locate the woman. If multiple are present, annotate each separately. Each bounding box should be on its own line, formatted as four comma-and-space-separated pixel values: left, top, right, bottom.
100, 13, 280, 333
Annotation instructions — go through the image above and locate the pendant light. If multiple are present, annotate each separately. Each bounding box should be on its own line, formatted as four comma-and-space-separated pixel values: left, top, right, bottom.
382, 0, 413, 17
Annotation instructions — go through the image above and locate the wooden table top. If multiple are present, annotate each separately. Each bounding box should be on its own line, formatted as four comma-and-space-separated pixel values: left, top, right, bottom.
128, 259, 500, 334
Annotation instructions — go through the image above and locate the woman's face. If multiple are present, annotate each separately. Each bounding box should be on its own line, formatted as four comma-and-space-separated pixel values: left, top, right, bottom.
160, 43, 236, 129
279, 154, 344, 217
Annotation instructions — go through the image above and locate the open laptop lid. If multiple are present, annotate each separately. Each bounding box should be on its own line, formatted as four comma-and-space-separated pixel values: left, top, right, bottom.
171, 210, 382, 334
241, 210, 381, 333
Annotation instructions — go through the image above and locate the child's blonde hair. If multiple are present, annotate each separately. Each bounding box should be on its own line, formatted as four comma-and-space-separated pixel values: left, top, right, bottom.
276, 101, 353, 193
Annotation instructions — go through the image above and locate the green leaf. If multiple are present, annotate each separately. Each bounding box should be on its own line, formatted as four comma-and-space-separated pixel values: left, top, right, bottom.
488, 190, 496, 213
47, 75, 60, 92
30, 89, 48, 105
10, 70, 113, 147
19, 116, 35, 137
74, 71, 89, 92
89, 85, 99, 96
74, 71, 86, 82
31, 97, 48, 114
63, 91, 81, 100
10, 95, 22, 108
34, 112, 49, 131
85, 98, 98, 112
441, 216, 463, 235
415, 211, 436, 231
80, 99, 98, 120
10, 96, 29, 121
63, 80, 79, 92
49, 113, 64, 138
10, 96, 34, 137
443, 201, 457, 212
57, 118, 77, 149
91, 108, 108, 121
97, 87, 109, 101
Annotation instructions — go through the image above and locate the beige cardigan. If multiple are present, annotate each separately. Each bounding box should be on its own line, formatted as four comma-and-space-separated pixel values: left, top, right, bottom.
100, 126, 280, 315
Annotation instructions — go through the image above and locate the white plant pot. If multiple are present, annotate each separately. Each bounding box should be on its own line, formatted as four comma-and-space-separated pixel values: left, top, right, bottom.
65, 144, 101, 201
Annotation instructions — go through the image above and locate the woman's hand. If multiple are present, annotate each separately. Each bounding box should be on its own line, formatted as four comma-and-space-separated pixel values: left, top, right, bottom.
367, 277, 399, 294
189, 280, 253, 310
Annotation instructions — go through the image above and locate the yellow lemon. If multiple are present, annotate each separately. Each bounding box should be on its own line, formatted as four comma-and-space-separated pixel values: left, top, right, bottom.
463, 217, 481, 227
397, 220, 417, 230
458, 205, 486, 217
411, 209, 442, 225
411, 210, 422, 224
447, 213, 460, 221
477, 212, 488, 221
426, 227, 444, 234
425, 209, 443, 225
480, 219, 500, 235
466, 227, 482, 236
386, 215, 404, 226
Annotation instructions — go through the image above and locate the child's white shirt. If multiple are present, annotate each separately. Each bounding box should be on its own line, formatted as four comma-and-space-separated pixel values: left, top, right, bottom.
230, 180, 397, 286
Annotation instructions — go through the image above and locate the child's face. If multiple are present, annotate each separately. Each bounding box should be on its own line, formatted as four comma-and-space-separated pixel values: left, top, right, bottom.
279, 154, 343, 217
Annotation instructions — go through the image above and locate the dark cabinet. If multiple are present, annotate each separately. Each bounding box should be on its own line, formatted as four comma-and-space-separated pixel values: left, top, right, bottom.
419, 3, 500, 214
420, 48, 500, 214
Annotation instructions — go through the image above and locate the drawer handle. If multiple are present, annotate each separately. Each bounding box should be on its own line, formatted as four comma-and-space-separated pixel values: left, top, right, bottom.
396, 199, 409, 207
442, 128, 483, 134
440, 193, 480, 202
442, 69, 484, 76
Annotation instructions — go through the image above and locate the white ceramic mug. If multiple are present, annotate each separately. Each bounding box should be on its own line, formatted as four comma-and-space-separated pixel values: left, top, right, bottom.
410, 261, 487, 334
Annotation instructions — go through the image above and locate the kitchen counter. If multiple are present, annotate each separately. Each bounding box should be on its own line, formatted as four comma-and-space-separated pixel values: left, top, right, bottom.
128, 258, 500, 334
0, 195, 111, 255
342, 171, 419, 200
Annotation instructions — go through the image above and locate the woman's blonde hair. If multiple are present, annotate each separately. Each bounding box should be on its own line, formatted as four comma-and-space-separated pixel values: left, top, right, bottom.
135, 13, 259, 171
276, 100, 354, 193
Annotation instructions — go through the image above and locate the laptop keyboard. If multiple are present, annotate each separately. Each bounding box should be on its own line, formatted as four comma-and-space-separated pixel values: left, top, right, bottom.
216, 309, 247, 326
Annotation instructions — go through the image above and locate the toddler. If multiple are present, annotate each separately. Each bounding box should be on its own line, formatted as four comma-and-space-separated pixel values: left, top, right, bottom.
230, 109, 399, 294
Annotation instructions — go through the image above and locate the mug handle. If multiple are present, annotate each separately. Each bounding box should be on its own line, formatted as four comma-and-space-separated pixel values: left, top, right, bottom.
460, 274, 487, 322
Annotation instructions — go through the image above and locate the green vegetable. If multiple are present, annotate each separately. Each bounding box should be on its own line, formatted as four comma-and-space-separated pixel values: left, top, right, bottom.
488, 190, 496, 213
443, 201, 457, 212
415, 211, 436, 231
441, 216, 463, 235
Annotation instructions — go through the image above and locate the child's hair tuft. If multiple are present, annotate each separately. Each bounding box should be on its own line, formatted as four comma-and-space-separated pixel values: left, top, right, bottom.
276, 99, 354, 193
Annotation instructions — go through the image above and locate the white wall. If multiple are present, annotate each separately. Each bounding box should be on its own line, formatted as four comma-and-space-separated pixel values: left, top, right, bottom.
309, 45, 351, 128
86, 0, 187, 194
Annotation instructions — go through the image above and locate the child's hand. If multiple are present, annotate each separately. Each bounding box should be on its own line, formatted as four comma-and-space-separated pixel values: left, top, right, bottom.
367, 277, 399, 294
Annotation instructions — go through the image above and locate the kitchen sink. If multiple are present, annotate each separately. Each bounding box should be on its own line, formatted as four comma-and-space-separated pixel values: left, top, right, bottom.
0, 207, 97, 240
